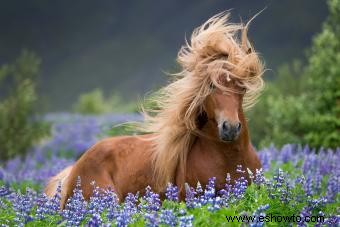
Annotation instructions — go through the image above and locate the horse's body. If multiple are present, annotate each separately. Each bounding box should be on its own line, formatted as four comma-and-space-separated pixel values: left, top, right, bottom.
46, 108, 260, 208
45, 12, 264, 208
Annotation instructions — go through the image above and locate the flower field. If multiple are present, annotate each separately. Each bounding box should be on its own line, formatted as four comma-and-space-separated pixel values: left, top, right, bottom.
0, 114, 339, 226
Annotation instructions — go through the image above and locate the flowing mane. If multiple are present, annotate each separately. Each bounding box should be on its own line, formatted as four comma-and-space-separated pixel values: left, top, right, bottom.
139, 12, 265, 191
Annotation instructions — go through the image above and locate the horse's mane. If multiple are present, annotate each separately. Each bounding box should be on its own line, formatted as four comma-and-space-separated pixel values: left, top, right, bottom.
139, 12, 265, 191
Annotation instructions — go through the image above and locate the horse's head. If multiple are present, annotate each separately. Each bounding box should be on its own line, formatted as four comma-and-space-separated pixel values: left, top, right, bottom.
204, 77, 246, 142
175, 13, 265, 142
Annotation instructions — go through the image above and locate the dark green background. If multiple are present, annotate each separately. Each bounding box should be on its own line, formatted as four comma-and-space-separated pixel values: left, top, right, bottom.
0, 0, 327, 111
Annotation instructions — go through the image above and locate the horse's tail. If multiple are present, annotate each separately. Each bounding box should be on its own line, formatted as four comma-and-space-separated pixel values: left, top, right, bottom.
45, 165, 73, 201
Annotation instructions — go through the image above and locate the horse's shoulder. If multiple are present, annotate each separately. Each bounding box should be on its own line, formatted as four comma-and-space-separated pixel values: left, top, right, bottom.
89, 134, 153, 157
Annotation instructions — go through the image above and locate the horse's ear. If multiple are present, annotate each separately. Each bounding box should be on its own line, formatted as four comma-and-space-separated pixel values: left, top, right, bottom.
195, 110, 208, 129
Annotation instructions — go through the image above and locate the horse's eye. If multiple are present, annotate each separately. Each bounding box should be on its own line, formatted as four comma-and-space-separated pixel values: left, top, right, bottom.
209, 83, 216, 90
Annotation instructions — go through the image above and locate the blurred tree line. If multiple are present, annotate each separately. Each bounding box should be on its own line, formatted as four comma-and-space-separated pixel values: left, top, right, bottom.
0, 51, 49, 162
0, 1, 327, 111
73, 89, 138, 114
248, 0, 340, 149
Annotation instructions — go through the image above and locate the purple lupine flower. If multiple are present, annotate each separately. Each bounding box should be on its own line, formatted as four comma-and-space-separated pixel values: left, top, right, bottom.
304, 175, 313, 196
303, 153, 318, 176
219, 173, 232, 201
140, 186, 160, 212
204, 177, 216, 201
160, 209, 177, 227
233, 165, 249, 199
254, 169, 266, 186
36, 182, 62, 220
267, 168, 289, 201
62, 177, 87, 226
313, 171, 323, 194
307, 197, 326, 210
179, 215, 194, 227
295, 175, 305, 185
207, 196, 223, 212
258, 150, 271, 171
302, 144, 311, 155
9, 188, 36, 225
124, 192, 138, 214
165, 183, 179, 202
87, 212, 102, 227
35, 193, 49, 220
273, 169, 285, 188
178, 209, 186, 216
103, 189, 119, 221
232, 176, 248, 200
116, 192, 138, 226
0, 186, 11, 197
185, 184, 197, 209
47, 182, 62, 214
297, 206, 312, 227
279, 144, 294, 164
326, 174, 339, 202
258, 144, 278, 170
314, 211, 326, 226
0, 167, 4, 181
144, 211, 159, 227
250, 204, 270, 227
280, 181, 292, 204
116, 209, 132, 227
201, 177, 222, 211
217, 188, 230, 206
325, 215, 339, 226
88, 181, 106, 216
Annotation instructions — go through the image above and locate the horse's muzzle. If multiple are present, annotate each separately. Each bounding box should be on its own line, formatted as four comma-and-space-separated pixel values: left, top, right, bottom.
219, 121, 241, 142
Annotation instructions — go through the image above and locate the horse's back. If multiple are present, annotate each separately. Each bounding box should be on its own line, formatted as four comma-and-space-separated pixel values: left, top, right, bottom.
64, 134, 155, 203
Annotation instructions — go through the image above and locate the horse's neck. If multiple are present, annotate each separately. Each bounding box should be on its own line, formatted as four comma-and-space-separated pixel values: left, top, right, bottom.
175, 111, 251, 193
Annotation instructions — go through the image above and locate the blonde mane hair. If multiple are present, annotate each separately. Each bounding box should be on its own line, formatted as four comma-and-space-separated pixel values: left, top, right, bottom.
140, 12, 265, 191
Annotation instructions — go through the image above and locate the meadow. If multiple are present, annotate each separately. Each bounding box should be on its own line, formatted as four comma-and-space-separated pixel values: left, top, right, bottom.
0, 113, 338, 226
0, 1, 339, 226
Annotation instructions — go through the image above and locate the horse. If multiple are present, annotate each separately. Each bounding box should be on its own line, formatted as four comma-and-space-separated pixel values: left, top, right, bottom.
45, 12, 264, 208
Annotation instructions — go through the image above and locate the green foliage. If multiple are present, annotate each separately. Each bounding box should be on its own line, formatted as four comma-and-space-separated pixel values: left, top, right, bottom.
301, 0, 340, 148
73, 89, 109, 114
0, 180, 41, 194
0, 51, 49, 162
73, 89, 138, 114
260, 95, 309, 147
248, 61, 306, 147
249, 0, 340, 149
105, 124, 135, 137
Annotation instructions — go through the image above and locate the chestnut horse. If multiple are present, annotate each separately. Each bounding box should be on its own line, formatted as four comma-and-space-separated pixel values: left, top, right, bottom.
45, 12, 264, 208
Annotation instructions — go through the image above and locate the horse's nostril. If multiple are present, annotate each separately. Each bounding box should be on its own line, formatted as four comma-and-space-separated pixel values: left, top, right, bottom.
222, 121, 228, 130
237, 122, 242, 131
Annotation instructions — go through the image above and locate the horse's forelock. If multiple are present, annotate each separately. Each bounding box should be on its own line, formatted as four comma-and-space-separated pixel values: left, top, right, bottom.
178, 12, 264, 110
